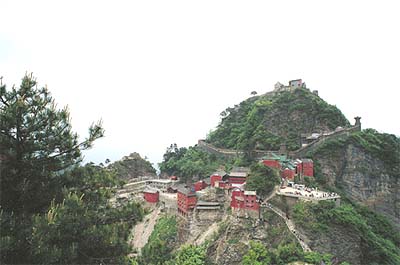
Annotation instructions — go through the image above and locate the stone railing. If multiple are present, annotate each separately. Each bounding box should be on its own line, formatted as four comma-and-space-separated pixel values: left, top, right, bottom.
276, 191, 341, 201
197, 140, 242, 158
261, 202, 311, 252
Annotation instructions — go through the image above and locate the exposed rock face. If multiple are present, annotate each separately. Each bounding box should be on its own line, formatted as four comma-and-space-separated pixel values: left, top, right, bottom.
315, 144, 399, 229
109, 152, 157, 180
298, 224, 363, 265
207, 211, 299, 265
207, 218, 253, 265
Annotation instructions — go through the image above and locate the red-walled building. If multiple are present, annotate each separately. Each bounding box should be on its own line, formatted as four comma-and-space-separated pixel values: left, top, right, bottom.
217, 181, 231, 189
177, 187, 197, 216
194, 180, 208, 191
170, 176, 178, 181
210, 174, 222, 187
302, 159, 314, 177
230, 188, 259, 211
210, 170, 228, 188
243, 191, 259, 211
281, 168, 295, 180
228, 167, 249, 185
262, 159, 281, 169
143, 189, 159, 203
295, 160, 303, 175
293, 158, 314, 178
231, 189, 245, 209
228, 175, 247, 185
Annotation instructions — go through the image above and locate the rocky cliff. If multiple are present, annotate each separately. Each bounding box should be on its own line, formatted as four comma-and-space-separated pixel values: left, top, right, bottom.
207, 212, 301, 265
290, 199, 400, 265
310, 129, 400, 230
109, 152, 157, 180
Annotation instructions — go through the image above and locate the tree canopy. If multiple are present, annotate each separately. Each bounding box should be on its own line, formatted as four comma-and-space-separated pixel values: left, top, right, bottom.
242, 241, 271, 265
207, 88, 350, 152
0, 74, 143, 264
173, 244, 207, 265
246, 163, 280, 197
159, 144, 227, 183
139, 215, 177, 265
0, 74, 104, 214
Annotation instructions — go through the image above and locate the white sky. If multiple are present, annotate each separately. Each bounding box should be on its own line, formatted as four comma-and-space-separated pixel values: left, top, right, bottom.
1, 1, 399, 168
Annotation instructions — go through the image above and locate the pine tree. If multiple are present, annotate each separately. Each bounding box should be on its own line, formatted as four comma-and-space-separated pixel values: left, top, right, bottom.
1, 74, 143, 264
0, 74, 103, 214
30, 164, 144, 264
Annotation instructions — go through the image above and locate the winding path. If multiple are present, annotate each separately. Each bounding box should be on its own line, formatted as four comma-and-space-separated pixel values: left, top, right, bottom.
129, 207, 161, 254
261, 202, 311, 252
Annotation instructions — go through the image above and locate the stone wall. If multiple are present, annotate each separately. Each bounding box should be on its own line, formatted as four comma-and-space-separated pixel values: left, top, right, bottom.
194, 208, 224, 222
290, 126, 360, 158
197, 140, 280, 160
199, 125, 361, 161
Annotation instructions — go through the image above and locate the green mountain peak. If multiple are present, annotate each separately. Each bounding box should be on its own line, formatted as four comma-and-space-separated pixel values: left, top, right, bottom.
207, 83, 350, 152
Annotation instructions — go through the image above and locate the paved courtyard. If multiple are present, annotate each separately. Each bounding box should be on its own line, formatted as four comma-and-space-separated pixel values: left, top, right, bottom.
278, 185, 340, 199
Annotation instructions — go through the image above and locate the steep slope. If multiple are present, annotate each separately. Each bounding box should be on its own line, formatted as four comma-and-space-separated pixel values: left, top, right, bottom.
154, 82, 399, 264
292, 201, 400, 265
309, 129, 400, 229
109, 152, 156, 180
207, 87, 350, 151
207, 211, 339, 265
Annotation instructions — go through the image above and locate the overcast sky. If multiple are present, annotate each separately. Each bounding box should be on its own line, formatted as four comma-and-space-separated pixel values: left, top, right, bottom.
1, 0, 399, 168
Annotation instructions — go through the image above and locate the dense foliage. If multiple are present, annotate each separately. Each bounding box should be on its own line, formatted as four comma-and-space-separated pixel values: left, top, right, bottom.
246, 163, 280, 197
159, 144, 229, 182
293, 201, 400, 264
0, 75, 143, 264
139, 217, 207, 265
311, 128, 400, 179
242, 241, 271, 265
30, 188, 143, 264
171, 244, 207, 265
109, 152, 156, 180
242, 240, 339, 265
207, 88, 350, 152
349, 129, 400, 177
139, 215, 178, 265
0, 75, 103, 214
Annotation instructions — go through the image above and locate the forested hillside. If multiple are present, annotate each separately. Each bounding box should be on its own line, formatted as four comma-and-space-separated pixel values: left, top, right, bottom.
158, 143, 233, 182
207, 88, 350, 151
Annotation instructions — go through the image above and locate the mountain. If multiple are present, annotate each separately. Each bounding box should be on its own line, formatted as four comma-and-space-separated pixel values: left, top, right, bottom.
109, 152, 157, 180
154, 81, 400, 264
206, 82, 399, 228
207, 86, 350, 151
